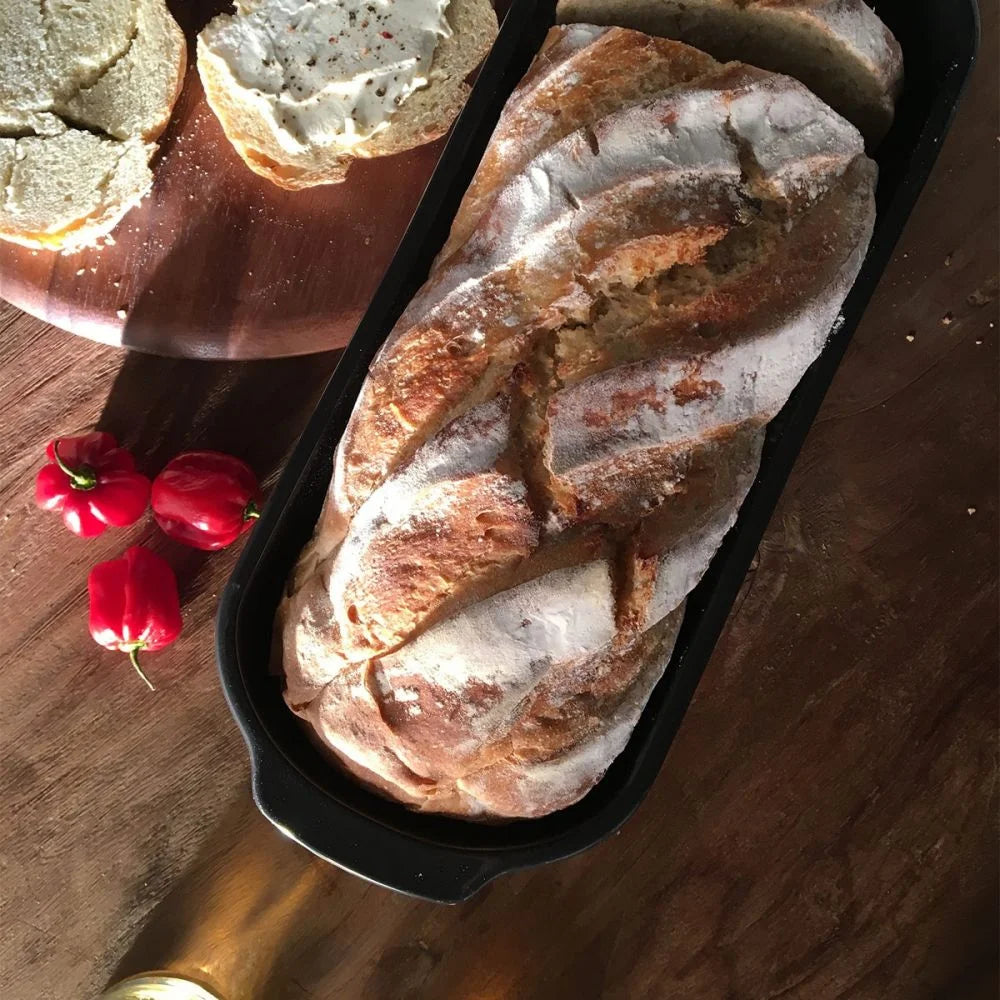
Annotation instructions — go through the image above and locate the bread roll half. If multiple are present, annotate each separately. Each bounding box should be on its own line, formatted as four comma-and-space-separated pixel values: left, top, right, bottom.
198, 0, 498, 189
0, 0, 186, 251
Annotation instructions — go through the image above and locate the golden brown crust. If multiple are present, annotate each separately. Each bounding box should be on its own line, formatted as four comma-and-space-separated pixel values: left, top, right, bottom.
336, 472, 540, 659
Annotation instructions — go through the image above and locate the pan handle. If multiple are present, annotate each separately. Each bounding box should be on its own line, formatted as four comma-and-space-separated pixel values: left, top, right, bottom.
250, 754, 508, 904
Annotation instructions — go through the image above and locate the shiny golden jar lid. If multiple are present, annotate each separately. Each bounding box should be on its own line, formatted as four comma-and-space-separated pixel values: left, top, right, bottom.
100, 973, 224, 1000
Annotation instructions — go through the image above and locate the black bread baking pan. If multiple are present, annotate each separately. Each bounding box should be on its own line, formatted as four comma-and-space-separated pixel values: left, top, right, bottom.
217, 0, 980, 902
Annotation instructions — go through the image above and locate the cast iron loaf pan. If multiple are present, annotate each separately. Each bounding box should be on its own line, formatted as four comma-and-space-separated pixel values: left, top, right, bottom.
217, 0, 981, 902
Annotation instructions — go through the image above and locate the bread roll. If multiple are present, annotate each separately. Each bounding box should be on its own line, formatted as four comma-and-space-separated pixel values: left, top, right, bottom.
554, 0, 903, 147
0, 0, 186, 250
282, 26, 879, 819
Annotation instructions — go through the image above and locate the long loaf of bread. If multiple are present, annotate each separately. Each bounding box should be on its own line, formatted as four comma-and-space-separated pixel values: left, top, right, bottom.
281, 25, 878, 819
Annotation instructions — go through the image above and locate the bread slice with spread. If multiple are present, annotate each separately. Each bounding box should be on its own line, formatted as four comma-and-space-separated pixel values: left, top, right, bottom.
198, 0, 499, 189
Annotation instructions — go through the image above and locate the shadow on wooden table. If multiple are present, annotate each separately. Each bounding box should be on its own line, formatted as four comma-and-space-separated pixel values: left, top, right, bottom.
103, 784, 617, 1000
95, 346, 340, 599
96, 347, 339, 481
105, 791, 349, 998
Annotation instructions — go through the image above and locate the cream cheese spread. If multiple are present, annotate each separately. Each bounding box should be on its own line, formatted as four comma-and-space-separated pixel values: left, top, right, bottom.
207, 0, 452, 152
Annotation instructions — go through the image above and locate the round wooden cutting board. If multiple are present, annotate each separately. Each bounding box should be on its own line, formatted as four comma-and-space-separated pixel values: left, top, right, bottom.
0, 1, 473, 360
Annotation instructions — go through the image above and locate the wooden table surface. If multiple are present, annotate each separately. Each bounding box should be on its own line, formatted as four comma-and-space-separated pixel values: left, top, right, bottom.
1, 9, 997, 998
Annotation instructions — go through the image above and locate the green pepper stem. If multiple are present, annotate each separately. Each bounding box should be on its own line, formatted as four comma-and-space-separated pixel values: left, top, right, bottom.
243, 500, 261, 522
52, 440, 98, 491
128, 646, 156, 692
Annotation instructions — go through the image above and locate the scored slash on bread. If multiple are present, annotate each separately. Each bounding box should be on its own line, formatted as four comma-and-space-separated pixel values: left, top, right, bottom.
555, 0, 903, 147
332, 38, 874, 516
282, 25, 878, 819
436, 23, 720, 262
0, 0, 186, 251
197, 0, 498, 190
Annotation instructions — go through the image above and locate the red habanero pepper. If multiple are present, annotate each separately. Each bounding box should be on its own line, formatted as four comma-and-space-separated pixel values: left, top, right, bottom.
35, 432, 150, 537
88, 546, 183, 691
151, 451, 263, 551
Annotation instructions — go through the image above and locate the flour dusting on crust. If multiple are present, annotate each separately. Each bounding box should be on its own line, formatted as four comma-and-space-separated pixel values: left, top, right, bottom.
279, 25, 879, 819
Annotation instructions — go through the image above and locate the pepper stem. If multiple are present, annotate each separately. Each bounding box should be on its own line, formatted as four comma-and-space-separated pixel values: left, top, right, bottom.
52, 440, 98, 491
127, 646, 156, 692
243, 500, 261, 522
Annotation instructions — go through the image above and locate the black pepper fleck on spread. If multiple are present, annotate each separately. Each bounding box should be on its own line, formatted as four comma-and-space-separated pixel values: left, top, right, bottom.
205, 0, 452, 151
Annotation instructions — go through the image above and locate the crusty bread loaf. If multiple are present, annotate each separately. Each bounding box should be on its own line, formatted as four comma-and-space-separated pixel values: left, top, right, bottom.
197, 0, 498, 190
554, 0, 903, 147
0, 0, 185, 251
281, 25, 878, 819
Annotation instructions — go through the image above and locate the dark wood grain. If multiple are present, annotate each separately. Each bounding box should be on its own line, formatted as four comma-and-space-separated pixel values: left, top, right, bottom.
0, 5, 997, 998
0, 1, 497, 361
